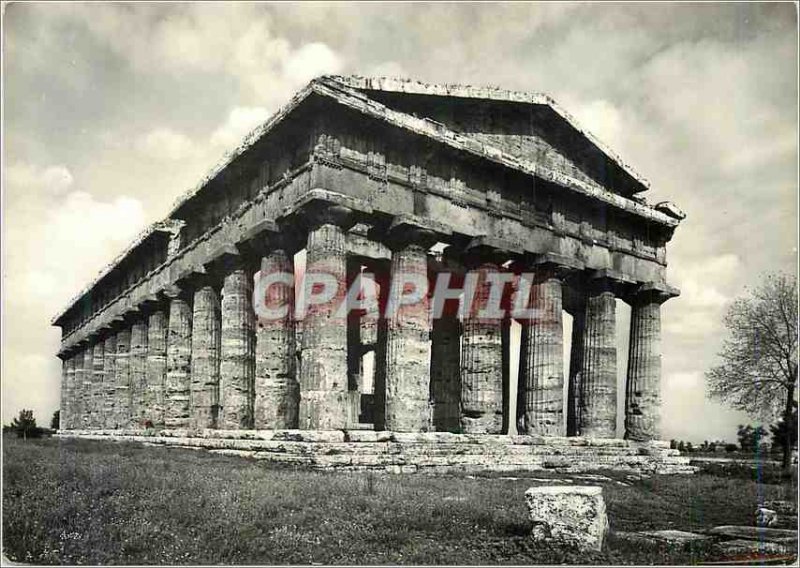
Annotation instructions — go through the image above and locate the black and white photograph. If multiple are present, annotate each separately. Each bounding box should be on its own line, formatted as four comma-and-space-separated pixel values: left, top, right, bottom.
1, 2, 798, 565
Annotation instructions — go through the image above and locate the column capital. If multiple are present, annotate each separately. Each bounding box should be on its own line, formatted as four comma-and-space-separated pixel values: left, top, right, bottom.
529, 252, 585, 282
587, 268, 637, 297
464, 235, 524, 267
626, 281, 680, 305
241, 218, 305, 258
387, 214, 450, 251
282, 189, 369, 231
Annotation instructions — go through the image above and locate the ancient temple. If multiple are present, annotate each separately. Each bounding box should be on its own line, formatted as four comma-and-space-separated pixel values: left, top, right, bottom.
53, 77, 687, 469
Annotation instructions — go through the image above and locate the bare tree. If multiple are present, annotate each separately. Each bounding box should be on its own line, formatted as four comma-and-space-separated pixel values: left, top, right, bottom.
706, 272, 797, 469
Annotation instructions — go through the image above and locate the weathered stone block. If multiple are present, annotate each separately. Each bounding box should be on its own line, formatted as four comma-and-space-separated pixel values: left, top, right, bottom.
525, 486, 608, 551
756, 507, 779, 528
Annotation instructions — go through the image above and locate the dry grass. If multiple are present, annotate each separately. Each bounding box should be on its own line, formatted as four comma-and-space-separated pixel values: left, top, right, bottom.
2, 435, 797, 565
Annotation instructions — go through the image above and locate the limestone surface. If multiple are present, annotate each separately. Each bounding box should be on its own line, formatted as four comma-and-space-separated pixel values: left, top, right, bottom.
386, 242, 433, 432
220, 269, 255, 429
191, 286, 221, 429
460, 262, 503, 434
624, 297, 662, 441
299, 223, 350, 430
580, 288, 617, 438
254, 250, 299, 429
165, 298, 192, 428
146, 309, 168, 427
520, 276, 564, 436
525, 485, 608, 551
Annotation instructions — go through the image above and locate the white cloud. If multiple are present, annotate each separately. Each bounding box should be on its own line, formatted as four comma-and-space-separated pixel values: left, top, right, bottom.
210, 106, 271, 151
283, 42, 343, 86
568, 99, 624, 151
136, 128, 196, 161
5, 163, 74, 196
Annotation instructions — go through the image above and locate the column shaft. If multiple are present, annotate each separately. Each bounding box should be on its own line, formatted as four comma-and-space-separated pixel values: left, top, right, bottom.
92, 341, 105, 428
114, 329, 131, 429
580, 288, 617, 438
81, 345, 94, 429
146, 309, 168, 428
566, 307, 586, 437
102, 335, 117, 428
385, 243, 433, 432
72, 351, 85, 429
519, 277, 564, 436
130, 320, 149, 428
430, 315, 461, 432
219, 270, 255, 429
460, 263, 504, 434
299, 224, 349, 430
165, 297, 192, 428
254, 251, 299, 429
59, 359, 70, 431
625, 300, 662, 441
191, 286, 221, 429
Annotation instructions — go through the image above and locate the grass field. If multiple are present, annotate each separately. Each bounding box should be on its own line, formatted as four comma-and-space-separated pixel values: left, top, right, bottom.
2, 435, 797, 565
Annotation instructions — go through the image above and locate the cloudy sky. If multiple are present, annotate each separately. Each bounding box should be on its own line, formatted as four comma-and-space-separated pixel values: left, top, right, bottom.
3, 2, 797, 441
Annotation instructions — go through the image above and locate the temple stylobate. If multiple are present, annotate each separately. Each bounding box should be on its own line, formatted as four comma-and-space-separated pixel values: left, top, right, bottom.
53, 76, 685, 448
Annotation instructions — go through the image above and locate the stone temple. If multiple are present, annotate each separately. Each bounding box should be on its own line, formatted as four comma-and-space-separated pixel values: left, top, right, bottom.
53, 76, 691, 474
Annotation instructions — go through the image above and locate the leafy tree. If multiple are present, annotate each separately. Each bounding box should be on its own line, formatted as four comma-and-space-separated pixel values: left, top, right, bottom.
10, 409, 38, 440
677, 440, 686, 452
51, 410, 60, 431
769, 401, 798, 458
706, 273, 798, 469
685, 442, 694, 453
737, 424, 767, 452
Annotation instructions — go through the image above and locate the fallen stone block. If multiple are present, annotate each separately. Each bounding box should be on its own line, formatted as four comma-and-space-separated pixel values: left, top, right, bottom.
615, 529, 713, 549
764, 500, 798, 516
756, 507, 779, 528
714, 538, 795, 558
708, 525, 798, 545
525, 485, 608, 551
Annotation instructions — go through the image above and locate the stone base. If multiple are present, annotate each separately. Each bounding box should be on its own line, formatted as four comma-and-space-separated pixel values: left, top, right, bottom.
56, 429, 696, 475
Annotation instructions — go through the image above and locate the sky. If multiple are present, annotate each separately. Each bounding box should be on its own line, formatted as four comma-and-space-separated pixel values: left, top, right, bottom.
2, 2, 797, 442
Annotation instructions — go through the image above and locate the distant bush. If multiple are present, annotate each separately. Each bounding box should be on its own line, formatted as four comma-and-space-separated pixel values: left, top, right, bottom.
725, 443, 739, 452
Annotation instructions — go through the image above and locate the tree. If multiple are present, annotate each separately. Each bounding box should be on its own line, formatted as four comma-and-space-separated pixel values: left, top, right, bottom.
51, 410, 60, 431
770, 401, 798, 458
736, 424, 767, 452
706, 273, 798, 469
10, 409, 37, 440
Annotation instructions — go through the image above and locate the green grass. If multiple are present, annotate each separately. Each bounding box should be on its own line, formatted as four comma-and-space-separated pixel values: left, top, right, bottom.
2, 435, 797, 565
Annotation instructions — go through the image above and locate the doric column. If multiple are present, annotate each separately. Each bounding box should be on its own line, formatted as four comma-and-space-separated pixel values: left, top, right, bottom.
518, 275, 564, 436
146, 308, 168, 428
91, 340, 105, 428
165, 294, 192, 429
59, 356, 70, 430
81, 344, 94, 429
579, 278, 618, 438
460, 239, 514, 435
102, 334, 117, 428
218, 268, 255, 429
566, 301, 586, 437
624, 283, 677, 441
114, 328, 131, 429
385, 219, 439, 433
430, 315, 461, 432
254, 249, 299, 429
191, 285, 221, 429
298, 208, 351, 430
72, 350, 85, 429
129, 319, 149, 428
